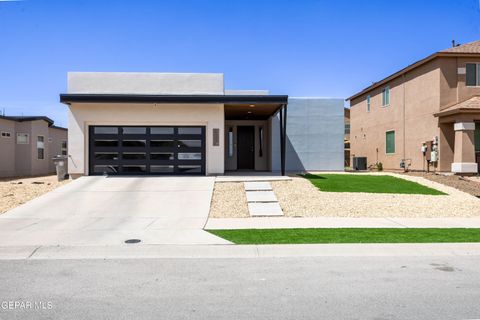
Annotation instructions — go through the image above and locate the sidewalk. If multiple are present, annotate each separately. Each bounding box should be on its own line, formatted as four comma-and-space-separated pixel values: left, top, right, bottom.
205, 217, 480, 229
2, 243, 480, 260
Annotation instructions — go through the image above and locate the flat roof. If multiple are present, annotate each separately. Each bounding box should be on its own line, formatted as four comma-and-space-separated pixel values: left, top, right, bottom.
60, 94, 288, 105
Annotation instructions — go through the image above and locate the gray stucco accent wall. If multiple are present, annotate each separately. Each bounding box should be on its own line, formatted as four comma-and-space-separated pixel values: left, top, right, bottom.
271, 98, 344, 172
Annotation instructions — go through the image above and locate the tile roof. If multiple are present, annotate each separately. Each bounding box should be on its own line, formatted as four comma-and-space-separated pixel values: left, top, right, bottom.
434, 96, 480, 117
440, 40, 480, 54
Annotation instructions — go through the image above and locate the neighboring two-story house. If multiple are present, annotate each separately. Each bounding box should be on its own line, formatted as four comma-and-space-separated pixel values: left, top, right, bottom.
0, 116, 68, 177
347, 40, 480, 174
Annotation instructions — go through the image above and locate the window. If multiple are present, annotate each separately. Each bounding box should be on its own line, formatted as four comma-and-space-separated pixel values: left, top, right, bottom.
259, 127, 264, 157
1, 131, 11, 138
94, 140, 118, 147
366, 95, 371, 112
61, 141, 67, 156
122, 127, 146, 134
94, 127, 118, 134
122, 140, 146, 147
228, 128, 234, 157
150, 127, 174, 134
16, 133, 29, 144
37, 136, 45, 160
345, 124, 351, 134
382, 86, 390, 106
475, 123, 480, 153
466, 63, 480, 87
386, 131, 395, 154
178, 127, 201, 135
178, 153, 202, 160
178, 140, 201, 147
123, 153, 146, 160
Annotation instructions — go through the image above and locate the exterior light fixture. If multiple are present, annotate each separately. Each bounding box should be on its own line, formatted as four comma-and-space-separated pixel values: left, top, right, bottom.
249, 104, 255, 107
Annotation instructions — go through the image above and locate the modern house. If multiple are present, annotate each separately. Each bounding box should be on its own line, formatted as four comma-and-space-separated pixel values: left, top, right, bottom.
0, 115, 68, 177
60, 72, 344, 177
347, 40, 480, 174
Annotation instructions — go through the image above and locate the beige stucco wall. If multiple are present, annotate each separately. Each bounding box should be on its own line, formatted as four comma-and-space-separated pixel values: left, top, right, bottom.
0, 119, 16, 177
29, 120, 50, 176
14, 121, 33, 176
439, 57, 480, 109
351, 55, 480, 172
350, 60, 441, 171
47, 127, 68, 172
224, 120, 270, 171
0, 119, 67, 177
67, 103, 225, 176
68, 72, 225, 95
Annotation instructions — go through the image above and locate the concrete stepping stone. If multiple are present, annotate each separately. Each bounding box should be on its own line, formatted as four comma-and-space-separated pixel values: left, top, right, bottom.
246, 191, 277, 202
248, 202, 283, 217
244, 182, 272, 191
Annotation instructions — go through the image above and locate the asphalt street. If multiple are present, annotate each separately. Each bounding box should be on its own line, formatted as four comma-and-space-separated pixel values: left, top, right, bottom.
0, 256, 479, 320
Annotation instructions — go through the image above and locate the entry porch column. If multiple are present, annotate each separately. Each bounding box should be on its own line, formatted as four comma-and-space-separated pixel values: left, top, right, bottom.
451, 122, 478, 174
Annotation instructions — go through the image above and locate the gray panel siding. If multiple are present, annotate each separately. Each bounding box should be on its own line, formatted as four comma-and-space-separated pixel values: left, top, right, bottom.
271, 98, 344, 172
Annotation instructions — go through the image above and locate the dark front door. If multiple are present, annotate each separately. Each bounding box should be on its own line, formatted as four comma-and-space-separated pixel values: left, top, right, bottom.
237, 126, 255, 170
88, 126, 206, 175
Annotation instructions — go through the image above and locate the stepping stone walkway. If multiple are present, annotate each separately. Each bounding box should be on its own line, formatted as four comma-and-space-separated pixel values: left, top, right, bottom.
244, 182, 284, 217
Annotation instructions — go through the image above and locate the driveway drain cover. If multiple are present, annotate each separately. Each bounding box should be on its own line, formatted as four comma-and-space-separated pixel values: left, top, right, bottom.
125, 239, 141, 244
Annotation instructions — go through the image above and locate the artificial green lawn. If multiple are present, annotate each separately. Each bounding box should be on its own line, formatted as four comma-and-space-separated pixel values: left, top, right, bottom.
207, 228, 480, 244
303, 174, 446, 195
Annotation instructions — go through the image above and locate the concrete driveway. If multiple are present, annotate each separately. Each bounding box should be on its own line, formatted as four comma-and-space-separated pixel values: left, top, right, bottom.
0, 176, 230, 246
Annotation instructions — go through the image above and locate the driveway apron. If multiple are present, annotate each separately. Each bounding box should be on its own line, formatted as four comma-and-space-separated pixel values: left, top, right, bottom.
0, 176, 230, 246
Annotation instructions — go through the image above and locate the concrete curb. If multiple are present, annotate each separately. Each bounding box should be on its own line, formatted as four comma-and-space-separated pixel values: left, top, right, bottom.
205, 217, 480, 229
1, 243, 480, 260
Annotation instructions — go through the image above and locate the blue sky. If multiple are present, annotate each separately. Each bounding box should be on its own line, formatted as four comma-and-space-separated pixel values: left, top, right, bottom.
0, 0, 479, 127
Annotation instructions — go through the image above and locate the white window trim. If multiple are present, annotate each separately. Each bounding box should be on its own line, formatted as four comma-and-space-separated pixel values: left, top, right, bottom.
37, 135, 45, 160
382, 86, 390, 107
465, 62, 480, 87
385, 130, 396, 155
1, 131, 11, 138
16, 133, 29, 144
61, 140, 68, 156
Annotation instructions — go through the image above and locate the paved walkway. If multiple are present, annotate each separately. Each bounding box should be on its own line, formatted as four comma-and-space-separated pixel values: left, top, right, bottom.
205, 217, 480, 229
245, 182, 283, 217
0, 176, 230, 246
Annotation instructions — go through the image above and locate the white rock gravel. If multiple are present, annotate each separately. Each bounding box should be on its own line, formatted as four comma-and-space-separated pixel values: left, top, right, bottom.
271, 173, 480, 218
209, 182, 249, 218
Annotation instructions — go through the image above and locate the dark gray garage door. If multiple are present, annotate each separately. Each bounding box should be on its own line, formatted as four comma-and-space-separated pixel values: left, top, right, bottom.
89, 126, 206, 175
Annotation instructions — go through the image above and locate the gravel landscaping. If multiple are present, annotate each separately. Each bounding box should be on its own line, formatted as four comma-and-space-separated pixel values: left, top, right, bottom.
271, 173, 480, 218
0, 175, 70, 214
209, 182, 249, 218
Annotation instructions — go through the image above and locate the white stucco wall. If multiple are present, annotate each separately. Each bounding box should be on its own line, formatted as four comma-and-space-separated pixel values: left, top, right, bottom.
67, 103, 225, 176
68, 73, 225, 95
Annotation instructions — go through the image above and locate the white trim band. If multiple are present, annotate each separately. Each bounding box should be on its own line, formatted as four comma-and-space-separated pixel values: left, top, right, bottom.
451, 162, 478, 173
454, 122, 476, 131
